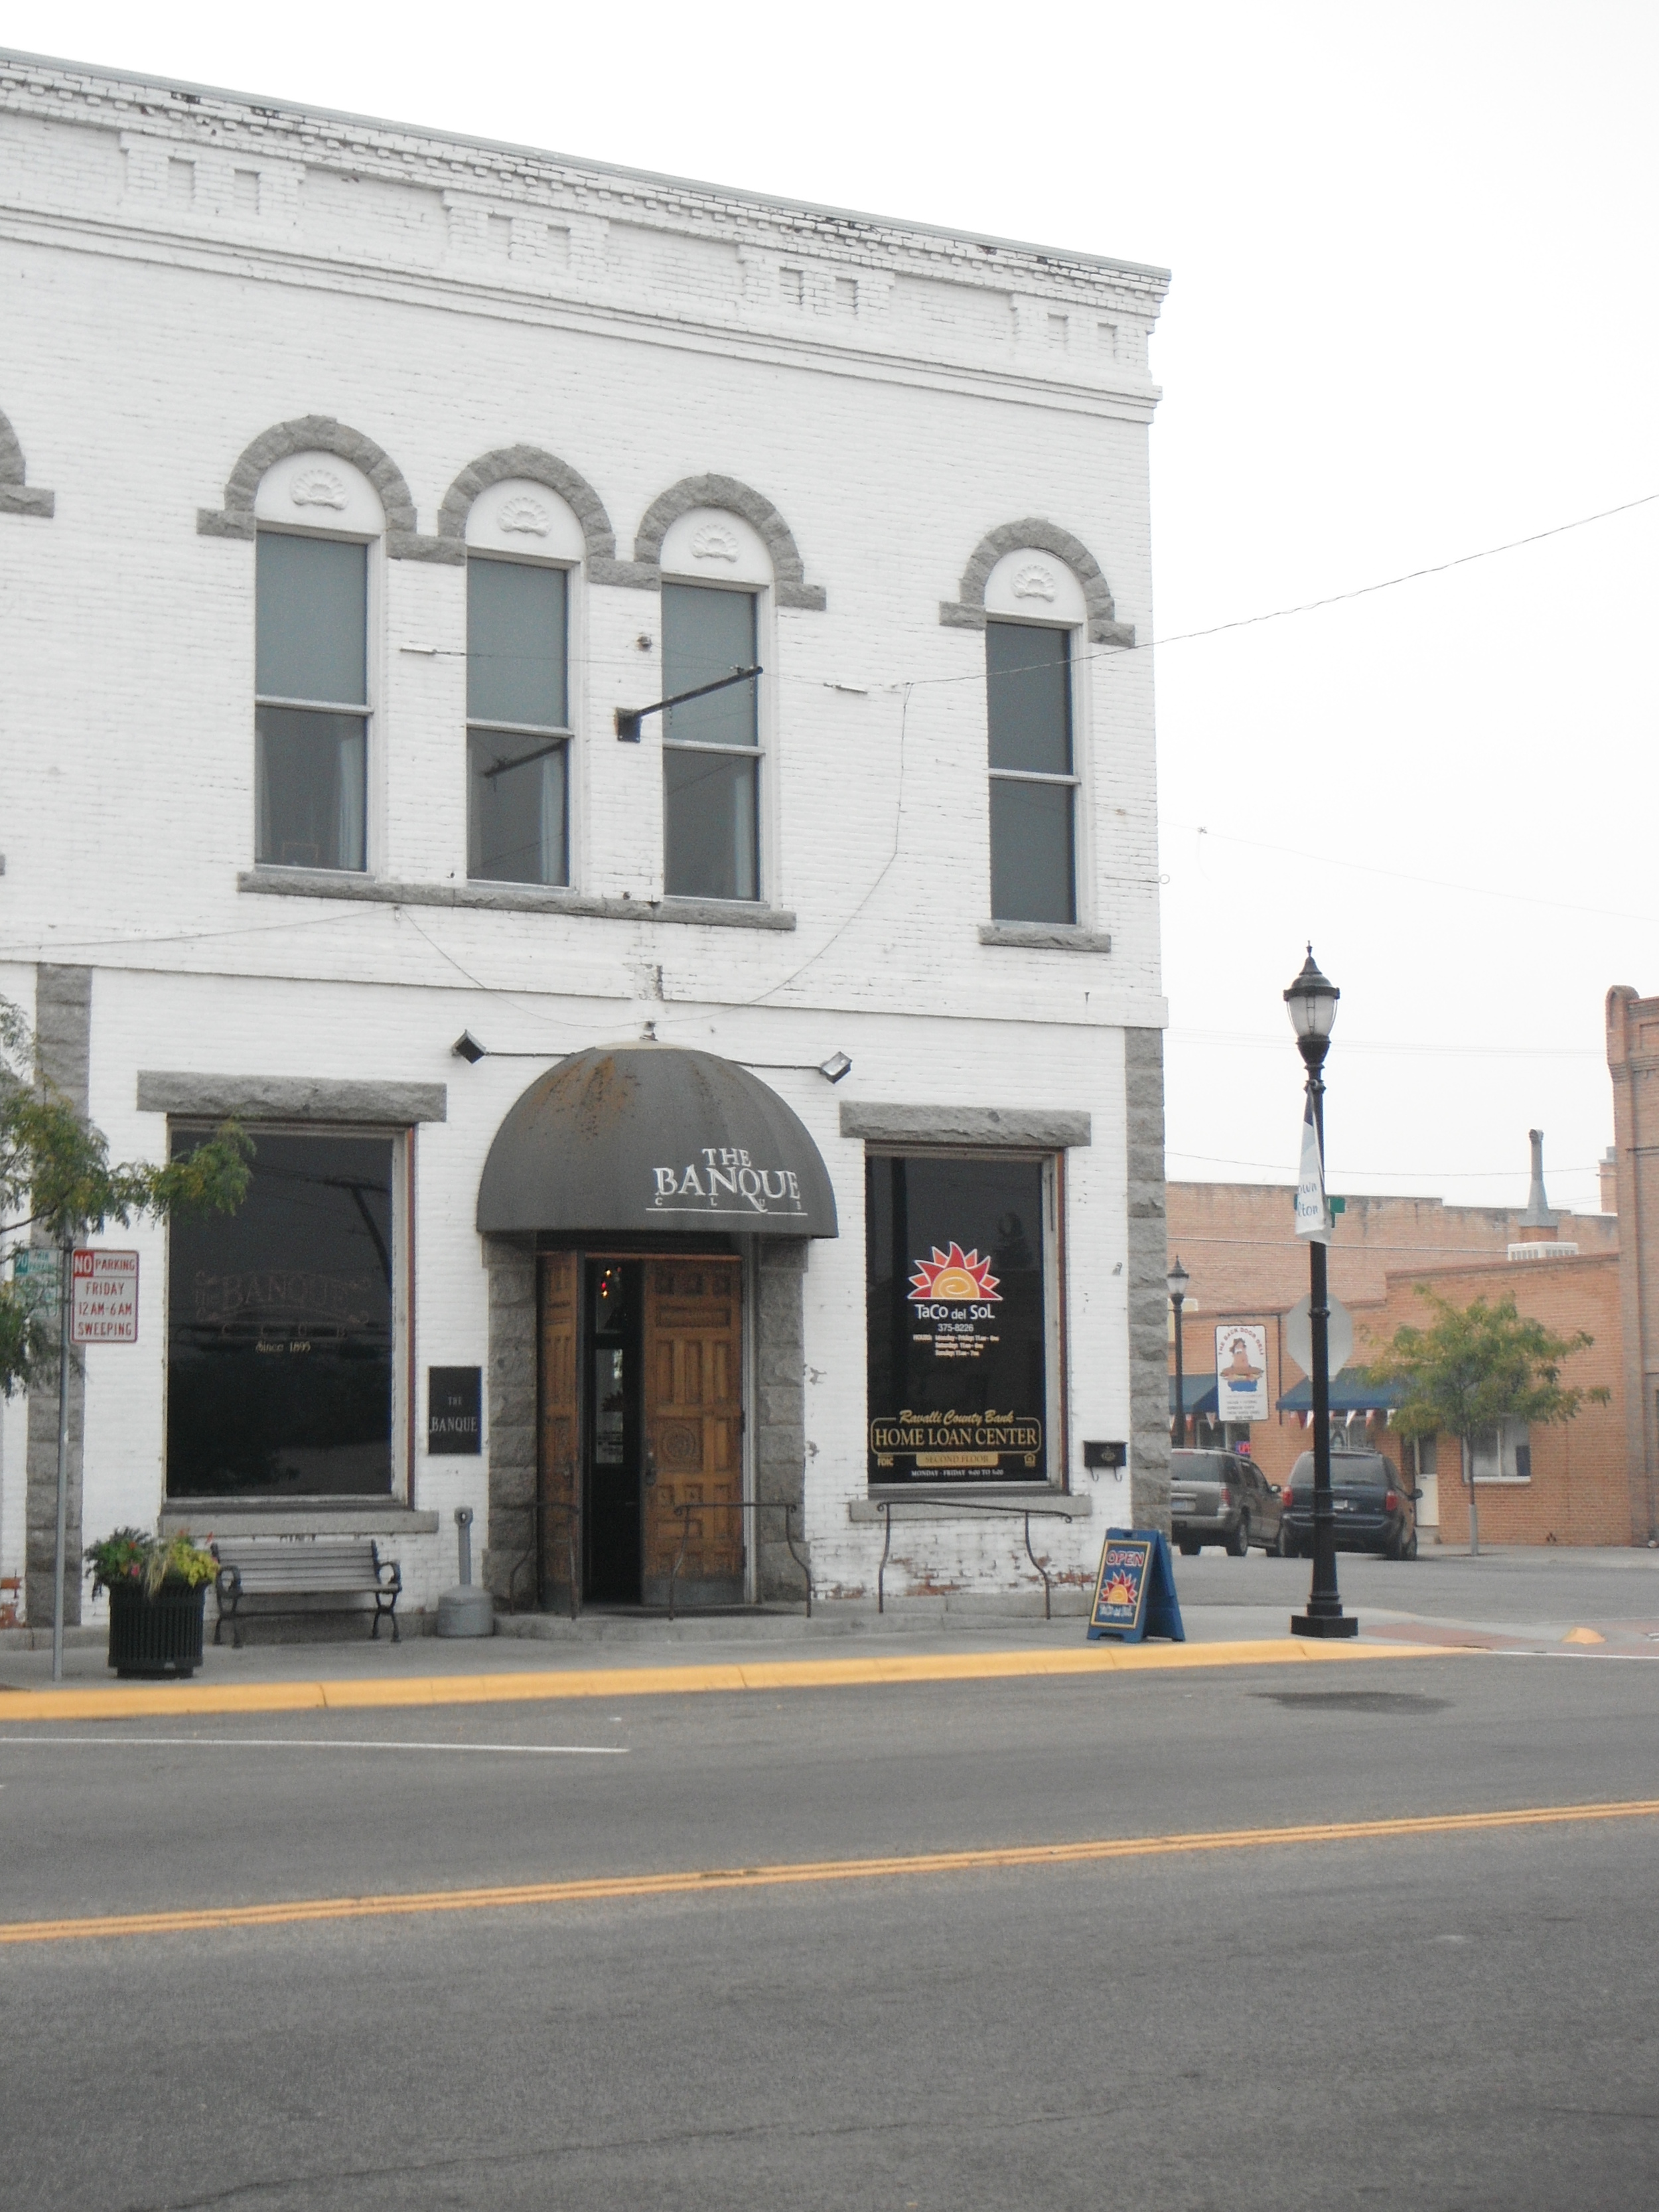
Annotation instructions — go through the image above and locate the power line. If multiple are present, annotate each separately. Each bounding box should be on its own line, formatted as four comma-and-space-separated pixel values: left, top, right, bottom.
1181, 825, 1659, 932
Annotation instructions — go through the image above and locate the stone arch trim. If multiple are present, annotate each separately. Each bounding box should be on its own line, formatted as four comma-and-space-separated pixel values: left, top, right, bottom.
940, 518, 1133, 646
625, 474, 827, 610
437, 445, 617, 566
0, 409, 54, 518
196, 415, 457, 563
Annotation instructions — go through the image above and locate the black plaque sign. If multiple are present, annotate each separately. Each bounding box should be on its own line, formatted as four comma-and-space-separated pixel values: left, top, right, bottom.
427, 1366, 482, 1455
865, 1153, 1048, 1486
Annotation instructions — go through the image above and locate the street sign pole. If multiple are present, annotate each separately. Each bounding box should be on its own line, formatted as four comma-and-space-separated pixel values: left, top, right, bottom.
52, 1233, 72, 1686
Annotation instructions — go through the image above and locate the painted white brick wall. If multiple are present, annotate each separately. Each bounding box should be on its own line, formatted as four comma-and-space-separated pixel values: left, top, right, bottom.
0, 56, 1168, 1613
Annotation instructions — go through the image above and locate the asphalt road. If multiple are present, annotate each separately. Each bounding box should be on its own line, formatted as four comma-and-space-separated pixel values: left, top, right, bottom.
5, 1629, 1659, 2207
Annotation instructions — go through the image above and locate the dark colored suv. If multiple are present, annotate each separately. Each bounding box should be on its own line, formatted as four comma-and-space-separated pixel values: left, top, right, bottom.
1279, 1449, 1419, 1559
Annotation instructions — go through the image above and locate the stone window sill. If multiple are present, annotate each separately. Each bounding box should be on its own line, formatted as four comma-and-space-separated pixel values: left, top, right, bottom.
238, 869, 796, 929
849, 1490, 1093, 1520
979, 922, 1112, 953
161, 1500, 441, 1537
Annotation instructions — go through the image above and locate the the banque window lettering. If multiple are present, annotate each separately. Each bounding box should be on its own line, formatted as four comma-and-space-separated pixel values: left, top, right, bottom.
166, 1131, 395, 1497
865, 1152, 1050, 1487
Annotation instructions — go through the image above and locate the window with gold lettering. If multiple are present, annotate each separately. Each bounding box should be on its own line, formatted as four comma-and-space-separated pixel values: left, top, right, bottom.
166, 1130, 395, 1497
865, 1152, 1052, 1488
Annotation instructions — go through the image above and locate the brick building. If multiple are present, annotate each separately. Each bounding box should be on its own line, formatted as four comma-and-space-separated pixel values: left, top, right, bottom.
1606, 985, 1659, 1544
0, 54, 1173, 1626
1167, 1153, 1629, 1543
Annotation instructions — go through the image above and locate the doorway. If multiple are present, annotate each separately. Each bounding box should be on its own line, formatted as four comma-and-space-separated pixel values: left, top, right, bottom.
538, 1248, 746, 1609
585, 1260, 643, 1602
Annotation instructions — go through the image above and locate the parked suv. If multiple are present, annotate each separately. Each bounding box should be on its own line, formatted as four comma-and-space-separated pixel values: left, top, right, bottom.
1169, 1448, 1285, 1557
1279, 1448, 1419, 1559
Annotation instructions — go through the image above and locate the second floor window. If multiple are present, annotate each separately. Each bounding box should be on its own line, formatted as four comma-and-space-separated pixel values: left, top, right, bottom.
662, 582, 759, 902
468, 556, 570, 886
255, 532, 368, 871
986, 620, 1076, 925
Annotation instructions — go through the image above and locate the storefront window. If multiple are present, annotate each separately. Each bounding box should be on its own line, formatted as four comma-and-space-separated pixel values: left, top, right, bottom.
865, 1152, 1050, 1487
167, 1131, 396, 1497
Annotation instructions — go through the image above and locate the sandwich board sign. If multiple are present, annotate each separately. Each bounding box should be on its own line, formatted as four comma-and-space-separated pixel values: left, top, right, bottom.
1087, 1527, 1185, 1643
70, 1248, 139, 1344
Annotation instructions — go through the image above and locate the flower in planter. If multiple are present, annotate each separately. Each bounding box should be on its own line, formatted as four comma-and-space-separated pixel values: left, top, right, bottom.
86, 1526, 218, 1597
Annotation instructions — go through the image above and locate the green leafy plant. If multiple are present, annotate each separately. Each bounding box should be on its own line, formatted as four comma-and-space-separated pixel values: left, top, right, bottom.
1366, 1288, 1610, 1554
85, 1526, 219, 1596
0, 995, 252, 1396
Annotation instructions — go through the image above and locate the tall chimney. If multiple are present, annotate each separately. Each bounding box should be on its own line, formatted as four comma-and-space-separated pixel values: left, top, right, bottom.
1517, 1128, 1559, 1240
1600, 1144, 1619, 1215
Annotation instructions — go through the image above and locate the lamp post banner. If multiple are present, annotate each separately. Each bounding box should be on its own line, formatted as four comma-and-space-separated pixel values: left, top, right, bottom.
1293, 1094, 1332, 1242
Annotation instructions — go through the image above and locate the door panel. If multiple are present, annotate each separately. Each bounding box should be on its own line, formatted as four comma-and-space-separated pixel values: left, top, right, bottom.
643, 1258, 745, 1601
538, 1250, 580, 1605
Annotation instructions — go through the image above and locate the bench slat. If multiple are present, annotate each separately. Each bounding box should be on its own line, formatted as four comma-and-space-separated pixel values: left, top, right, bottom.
212, 1536, 403, 1648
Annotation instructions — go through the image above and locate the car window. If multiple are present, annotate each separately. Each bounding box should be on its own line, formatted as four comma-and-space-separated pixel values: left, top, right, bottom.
1333, 1454, 1389, 1488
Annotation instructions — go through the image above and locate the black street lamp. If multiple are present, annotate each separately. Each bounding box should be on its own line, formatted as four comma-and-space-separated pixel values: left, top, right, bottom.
1285, 947, 1358, 1640
1167, 1256, 1190, 1452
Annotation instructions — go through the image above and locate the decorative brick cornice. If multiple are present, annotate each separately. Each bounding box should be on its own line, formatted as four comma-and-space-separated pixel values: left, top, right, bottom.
197, 414, 456, 561
627, 474, 826, 610
0, 406, 53, 518
940, 518, 1133, 646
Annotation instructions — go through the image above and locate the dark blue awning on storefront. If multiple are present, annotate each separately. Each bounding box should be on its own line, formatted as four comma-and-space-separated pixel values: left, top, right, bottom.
1276, 1366, 1407, 1414
1169, 1373, 1218, 1416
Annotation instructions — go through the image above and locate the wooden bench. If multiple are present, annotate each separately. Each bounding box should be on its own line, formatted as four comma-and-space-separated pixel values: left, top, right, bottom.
212, 1538, 402, 1647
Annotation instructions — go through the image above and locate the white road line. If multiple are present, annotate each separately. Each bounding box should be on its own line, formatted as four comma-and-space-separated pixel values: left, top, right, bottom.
0, 1737, 628, 1755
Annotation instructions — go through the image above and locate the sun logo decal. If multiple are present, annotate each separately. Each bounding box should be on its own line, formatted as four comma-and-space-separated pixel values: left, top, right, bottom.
908, 1244, 1001, 1302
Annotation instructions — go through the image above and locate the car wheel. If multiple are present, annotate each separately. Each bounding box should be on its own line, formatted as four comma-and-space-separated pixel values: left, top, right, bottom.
1401, 1529, 1418, 1560
1228, 1515, 1251, 1558
1272, 1522, 1289, 1558
1179, 1540, 1201, 1557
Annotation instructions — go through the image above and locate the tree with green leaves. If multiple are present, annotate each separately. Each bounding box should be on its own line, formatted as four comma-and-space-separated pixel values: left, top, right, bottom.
0, 996, 252, 1396
1366, 1286, 1610, 1556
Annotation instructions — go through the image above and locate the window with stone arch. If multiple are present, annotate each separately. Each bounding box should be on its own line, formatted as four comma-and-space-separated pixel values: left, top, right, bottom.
464, 479, 585, 887
656, 507, 773, 904
981, 549, 1090, 926
252, 452, 382, 873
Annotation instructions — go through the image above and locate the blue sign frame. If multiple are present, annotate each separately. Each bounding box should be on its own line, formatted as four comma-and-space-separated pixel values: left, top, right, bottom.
1087, 1528, 1185, 1643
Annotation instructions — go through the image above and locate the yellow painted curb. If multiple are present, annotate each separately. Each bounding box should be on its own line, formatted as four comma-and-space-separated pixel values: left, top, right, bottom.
0, 1792, 1648, 1947
0, 1635, 1460, 1724
1563, 1626, 1606, 1646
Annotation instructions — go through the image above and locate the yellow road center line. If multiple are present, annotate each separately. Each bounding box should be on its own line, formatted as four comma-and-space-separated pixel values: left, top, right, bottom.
0, 1635, 1459, 1724
5, 1796, 1655, 1947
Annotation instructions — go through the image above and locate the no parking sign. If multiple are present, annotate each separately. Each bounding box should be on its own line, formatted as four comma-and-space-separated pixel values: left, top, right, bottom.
70, 1248, 139, 1344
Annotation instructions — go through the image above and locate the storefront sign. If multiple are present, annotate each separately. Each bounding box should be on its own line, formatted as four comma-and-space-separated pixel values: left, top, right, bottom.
650, 1149, 808, 1219
1214, 1322, 1269, 1423
70, 1248, 139, 1344
427, 1366, 482, 1455
866, 1155, 1050, 1486
1087, 1528, 1185, 1643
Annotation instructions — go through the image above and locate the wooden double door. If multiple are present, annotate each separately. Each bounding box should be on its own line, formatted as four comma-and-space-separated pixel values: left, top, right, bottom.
539, 1251, 745, 1608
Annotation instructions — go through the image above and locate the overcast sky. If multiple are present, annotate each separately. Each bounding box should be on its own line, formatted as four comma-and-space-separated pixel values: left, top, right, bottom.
11, 2, 1657, 1218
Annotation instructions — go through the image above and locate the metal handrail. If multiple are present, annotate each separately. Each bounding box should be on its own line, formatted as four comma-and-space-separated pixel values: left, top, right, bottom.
503, 1489, 581, 1620
666, 1499, 813, 1621
875, 1497, 1075, 1619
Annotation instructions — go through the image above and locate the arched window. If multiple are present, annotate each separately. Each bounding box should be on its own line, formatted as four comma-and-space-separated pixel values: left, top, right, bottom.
982, 548, 1089, 925
656, 506, 772, 904
463, 479, 584, 887
252, 452, 381, 872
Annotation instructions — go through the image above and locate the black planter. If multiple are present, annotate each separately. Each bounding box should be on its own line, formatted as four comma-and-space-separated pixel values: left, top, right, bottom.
106, 1580, 207, 1678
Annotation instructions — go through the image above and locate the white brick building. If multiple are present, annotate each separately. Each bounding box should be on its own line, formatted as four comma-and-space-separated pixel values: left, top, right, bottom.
0, 52, 1171, 1631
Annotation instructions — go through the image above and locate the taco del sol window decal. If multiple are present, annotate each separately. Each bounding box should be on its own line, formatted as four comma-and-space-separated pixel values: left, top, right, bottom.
865, 1156, 1048, 1487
